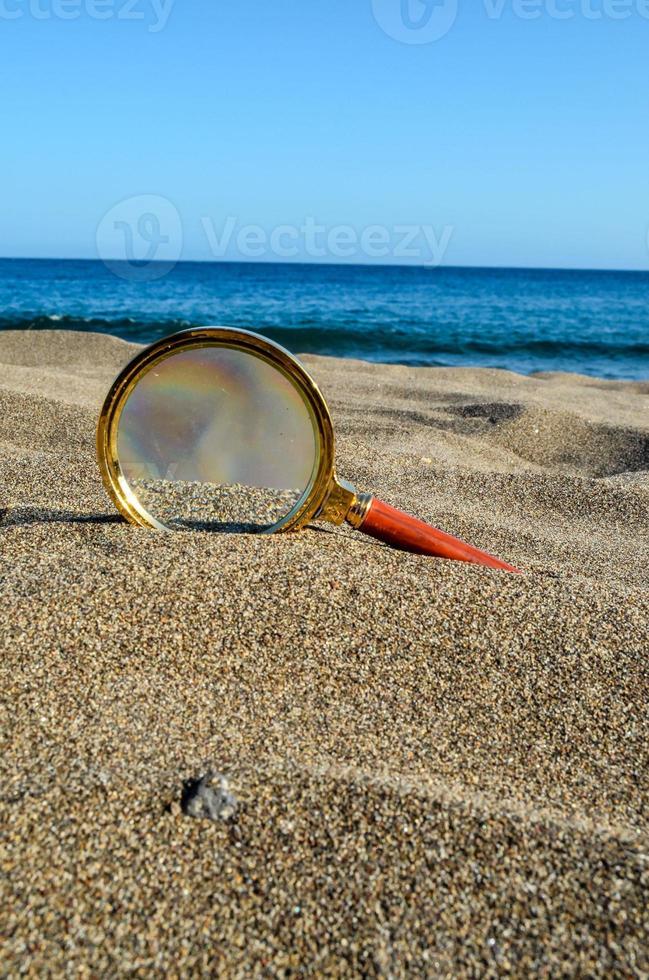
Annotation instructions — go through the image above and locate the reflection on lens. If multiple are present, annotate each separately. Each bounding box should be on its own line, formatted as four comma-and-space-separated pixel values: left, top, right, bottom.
116, 345, 319, 531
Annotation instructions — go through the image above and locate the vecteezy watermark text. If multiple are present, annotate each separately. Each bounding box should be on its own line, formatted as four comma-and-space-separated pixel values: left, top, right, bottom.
0, 0, 174, 31
95, 196, 454, 281
485, 0, 649, 19
201, 216, 453, 266
373, 0, 649, 44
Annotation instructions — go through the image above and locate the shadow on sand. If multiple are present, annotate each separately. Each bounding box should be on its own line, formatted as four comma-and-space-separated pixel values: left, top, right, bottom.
0, 507, 123, 528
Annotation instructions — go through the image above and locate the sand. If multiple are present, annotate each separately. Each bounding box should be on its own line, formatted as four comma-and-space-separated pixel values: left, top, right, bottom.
128, 480, 302, 532
0, 329, 647, 977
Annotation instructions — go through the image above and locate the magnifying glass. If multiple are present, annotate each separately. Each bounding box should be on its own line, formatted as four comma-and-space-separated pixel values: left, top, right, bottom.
97, 327, 520, 573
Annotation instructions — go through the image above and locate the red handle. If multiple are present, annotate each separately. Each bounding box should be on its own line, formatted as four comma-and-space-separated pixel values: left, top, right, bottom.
358, 497, 521, 573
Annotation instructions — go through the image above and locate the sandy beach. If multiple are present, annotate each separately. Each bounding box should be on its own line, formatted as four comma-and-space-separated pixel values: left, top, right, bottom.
1, 328, 647, 975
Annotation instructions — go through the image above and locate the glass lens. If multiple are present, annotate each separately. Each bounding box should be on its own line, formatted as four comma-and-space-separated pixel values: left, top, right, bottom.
115, 345, 319, 531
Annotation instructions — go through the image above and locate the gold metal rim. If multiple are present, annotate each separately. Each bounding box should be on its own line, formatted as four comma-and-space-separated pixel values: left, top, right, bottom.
96, 326, 339, 534
346, 492, 373, 528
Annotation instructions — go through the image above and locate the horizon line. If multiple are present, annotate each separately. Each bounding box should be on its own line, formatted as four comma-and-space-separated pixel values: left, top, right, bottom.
0, 255, 648, 276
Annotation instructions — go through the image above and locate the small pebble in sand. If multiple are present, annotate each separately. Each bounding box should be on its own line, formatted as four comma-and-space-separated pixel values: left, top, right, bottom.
181, 771, 238, 822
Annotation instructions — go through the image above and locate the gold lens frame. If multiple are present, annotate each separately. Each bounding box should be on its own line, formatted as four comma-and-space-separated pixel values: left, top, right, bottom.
96, 326, 364, 534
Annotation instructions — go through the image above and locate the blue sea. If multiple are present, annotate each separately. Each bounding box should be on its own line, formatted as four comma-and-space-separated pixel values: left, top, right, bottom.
0, 258, 647, 380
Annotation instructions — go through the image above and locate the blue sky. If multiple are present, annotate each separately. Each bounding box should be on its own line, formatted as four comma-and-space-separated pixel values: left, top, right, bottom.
1, 0, 648, 269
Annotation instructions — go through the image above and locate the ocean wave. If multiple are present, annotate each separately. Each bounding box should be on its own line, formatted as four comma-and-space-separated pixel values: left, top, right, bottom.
261, 324, 649, 361
0, 314, 192, 342
1, 314, 647, 375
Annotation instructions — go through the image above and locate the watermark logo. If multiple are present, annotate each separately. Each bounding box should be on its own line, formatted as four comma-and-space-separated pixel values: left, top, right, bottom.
372, 0, 459, 43
0, 0, 175, 32
372, 0, 649, 43
97, 202, 453, 280
96, 194, 183, 281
